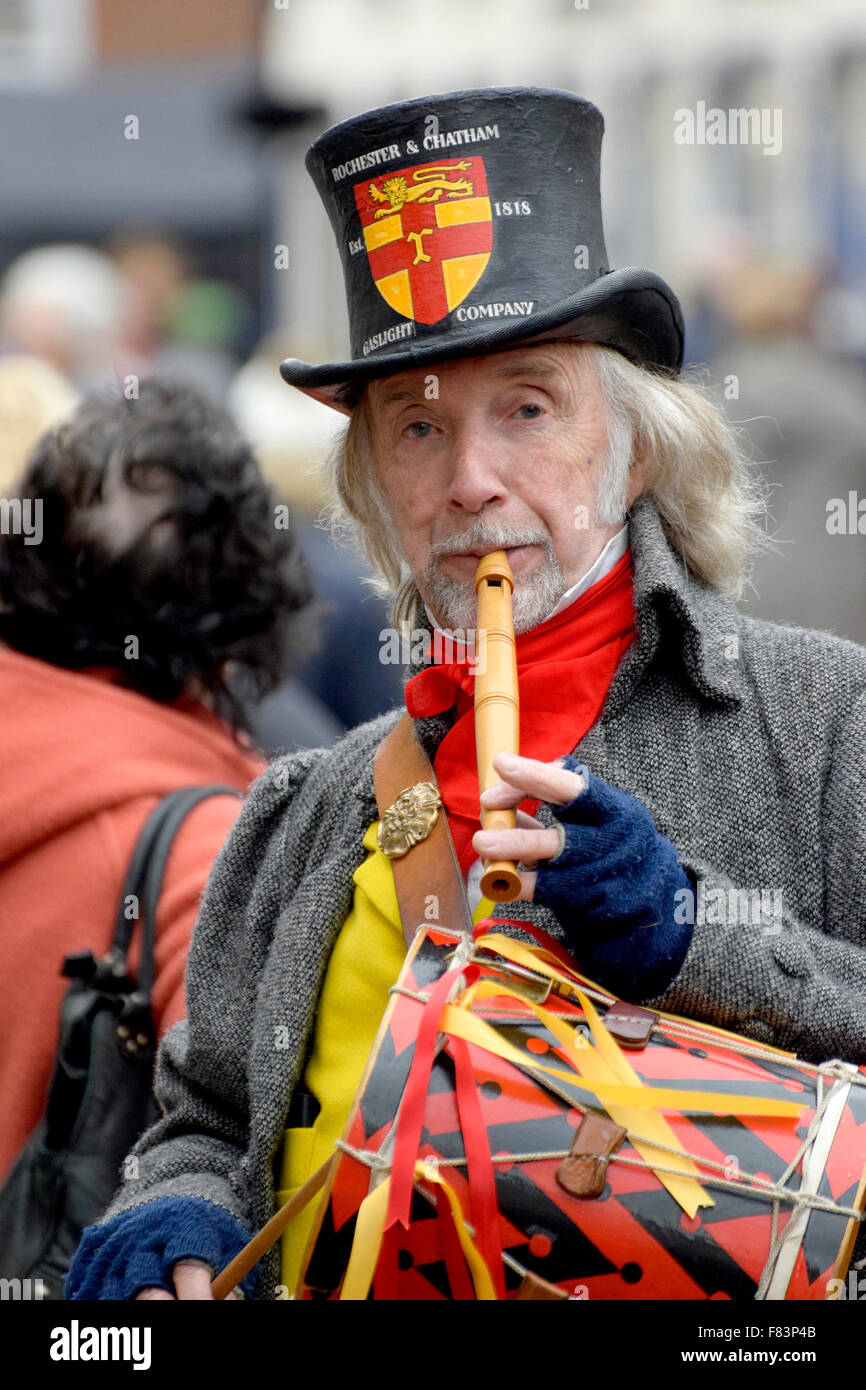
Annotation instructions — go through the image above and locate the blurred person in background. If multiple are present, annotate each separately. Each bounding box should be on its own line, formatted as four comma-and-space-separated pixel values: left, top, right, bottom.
109, 228, 253, 401
0, 354, 78, 493
0, 376, 316, 1185
697, 249, 866, 646
107, 231, 188, 368
230, 331, 404, 734
0, 244, 127, 394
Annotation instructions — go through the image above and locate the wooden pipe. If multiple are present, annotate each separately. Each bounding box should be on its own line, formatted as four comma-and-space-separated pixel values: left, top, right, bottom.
211, 1155, 335, 1299
474, 550, 521, 902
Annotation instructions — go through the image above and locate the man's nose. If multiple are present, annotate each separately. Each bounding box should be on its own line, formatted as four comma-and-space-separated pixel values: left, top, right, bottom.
445, 431, 506, 513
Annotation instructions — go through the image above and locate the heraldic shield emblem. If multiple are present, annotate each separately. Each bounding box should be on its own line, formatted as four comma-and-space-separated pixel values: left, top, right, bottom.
353, 156, 493, 325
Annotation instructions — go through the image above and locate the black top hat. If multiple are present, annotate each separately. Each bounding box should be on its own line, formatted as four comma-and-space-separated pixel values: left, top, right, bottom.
280, 87, 684, 412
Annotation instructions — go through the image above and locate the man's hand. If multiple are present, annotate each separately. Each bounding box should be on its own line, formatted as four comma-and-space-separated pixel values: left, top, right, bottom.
135, 1259, 241, 1301
472, 751, 585, 900
472, 751, 694, 998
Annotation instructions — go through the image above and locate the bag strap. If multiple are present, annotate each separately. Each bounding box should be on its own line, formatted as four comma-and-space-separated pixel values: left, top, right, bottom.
111, 785, 243, 996
373, 713, 474, 948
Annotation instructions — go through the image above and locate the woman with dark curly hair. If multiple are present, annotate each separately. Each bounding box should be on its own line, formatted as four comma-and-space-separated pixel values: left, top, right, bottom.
0, 377, 316, 1185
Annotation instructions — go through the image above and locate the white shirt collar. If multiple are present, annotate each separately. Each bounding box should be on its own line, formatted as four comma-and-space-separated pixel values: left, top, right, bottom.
541, 524, 629, 621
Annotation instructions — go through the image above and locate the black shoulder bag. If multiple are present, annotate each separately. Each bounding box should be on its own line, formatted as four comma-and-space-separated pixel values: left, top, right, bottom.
0, 784, 241, 1299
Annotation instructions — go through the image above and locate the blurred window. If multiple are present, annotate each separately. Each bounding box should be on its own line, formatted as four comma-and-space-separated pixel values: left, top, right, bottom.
0, 0, 91, 86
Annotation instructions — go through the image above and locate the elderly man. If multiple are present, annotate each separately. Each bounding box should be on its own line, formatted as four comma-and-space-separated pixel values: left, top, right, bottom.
67, 88, 866, 1302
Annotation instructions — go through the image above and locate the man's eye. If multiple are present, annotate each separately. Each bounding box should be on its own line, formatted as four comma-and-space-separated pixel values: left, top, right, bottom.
517, 403, 543, 419
405, 420, 434, 438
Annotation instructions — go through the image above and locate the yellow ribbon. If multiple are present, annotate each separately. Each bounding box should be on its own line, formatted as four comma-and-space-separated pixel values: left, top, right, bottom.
339, 1163, 496, 1301
440, 997, 798, 1118
446, 935, 805, 1216
415, 1160, 497, 1300
454, 983, 713, 1214
340, 1175, 392, 1301
477, 931, 797, 1057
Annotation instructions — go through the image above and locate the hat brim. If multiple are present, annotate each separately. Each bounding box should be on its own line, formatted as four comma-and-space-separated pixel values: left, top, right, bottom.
279, 267, 684, 414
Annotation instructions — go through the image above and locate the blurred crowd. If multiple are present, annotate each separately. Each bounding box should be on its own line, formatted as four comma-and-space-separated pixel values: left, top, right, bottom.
0, 232, 405, 755
687, 235, 866, 647
2, 229, 865, 671
0, 234, 403, 1245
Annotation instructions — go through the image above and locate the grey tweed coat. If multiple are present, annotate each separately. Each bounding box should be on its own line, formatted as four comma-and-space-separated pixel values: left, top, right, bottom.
103, 494, 866, 1297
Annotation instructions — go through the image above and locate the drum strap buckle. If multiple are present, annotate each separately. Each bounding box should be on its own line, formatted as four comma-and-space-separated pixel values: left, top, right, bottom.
476, 959, 552, 1006
602, 1000, 658, 1050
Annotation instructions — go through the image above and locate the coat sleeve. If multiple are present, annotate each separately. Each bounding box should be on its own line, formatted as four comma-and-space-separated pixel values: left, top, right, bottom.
98, 750, 324, 1241
643, 690, 866, 1064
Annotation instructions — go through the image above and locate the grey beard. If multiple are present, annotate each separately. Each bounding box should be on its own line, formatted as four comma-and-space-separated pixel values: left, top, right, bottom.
421, 520, 566, 634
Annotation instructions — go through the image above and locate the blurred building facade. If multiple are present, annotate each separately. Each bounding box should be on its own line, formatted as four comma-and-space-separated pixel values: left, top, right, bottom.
1, 0, 865, 647
0, 0, 268, 338
3, 0, 864, 362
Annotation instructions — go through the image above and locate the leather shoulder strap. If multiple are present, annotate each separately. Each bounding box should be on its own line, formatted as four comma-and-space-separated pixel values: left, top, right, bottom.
373, 714, 474, 948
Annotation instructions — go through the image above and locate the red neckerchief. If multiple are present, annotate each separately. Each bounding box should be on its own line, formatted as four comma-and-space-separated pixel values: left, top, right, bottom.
404, 549, 636, 874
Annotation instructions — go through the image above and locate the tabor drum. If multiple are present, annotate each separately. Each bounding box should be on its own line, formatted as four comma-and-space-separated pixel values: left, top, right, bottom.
295, 922, 866, 1301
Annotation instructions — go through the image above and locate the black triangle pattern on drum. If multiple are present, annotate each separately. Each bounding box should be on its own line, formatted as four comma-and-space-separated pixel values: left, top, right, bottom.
615, 1187, 759, 1299
495, 1165, 619, 1282
417, 1089, 619, 1282
358, 1027, 414, 1141
302, 1194, 357, 1295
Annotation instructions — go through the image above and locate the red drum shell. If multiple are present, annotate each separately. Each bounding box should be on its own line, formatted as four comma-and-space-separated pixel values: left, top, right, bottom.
297, 927, 866, 1301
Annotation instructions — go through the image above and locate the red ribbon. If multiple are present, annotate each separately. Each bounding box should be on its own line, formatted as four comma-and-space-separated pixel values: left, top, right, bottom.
386, 962, 479, 1232
448, 1034, 506, 1299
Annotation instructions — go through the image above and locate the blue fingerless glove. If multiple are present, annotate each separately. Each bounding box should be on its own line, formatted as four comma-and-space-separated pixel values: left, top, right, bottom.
65, 1196, 258, 1300
533, 757, 694, 1000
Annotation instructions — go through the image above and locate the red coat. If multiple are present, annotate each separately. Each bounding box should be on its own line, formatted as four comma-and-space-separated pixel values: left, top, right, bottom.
0, 646, 265, 1183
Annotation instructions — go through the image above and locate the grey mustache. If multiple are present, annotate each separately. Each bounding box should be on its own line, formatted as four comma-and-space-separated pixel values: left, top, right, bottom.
430, 528, 551, 561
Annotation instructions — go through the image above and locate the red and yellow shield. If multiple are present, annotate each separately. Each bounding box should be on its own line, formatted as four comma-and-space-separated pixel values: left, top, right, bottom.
353, 157, 492, 325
